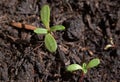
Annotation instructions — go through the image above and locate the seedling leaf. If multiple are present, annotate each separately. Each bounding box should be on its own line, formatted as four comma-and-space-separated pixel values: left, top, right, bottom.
66, 64, 82, 72
87, 58, 100, 69
41, 5, 50, 29
34, 28, 48, 34
82, 63, 87, 74
50, 25, 65, 32
45, 33, 57, 52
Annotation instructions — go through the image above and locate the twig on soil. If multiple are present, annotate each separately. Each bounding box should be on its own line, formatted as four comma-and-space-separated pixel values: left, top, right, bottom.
86, 14, 103, 36
33, 43, 43, 51
7, 35, 18, 42
11, 22, 37, 30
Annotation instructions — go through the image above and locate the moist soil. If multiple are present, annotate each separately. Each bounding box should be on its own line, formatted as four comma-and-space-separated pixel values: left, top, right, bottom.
0, 0, 120, 82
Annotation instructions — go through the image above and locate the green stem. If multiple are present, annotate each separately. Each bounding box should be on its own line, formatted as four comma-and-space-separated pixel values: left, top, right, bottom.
46, 23, 50, 32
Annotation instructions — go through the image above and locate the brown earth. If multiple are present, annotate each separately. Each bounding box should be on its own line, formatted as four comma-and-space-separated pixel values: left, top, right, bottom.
0, 0, 120, 82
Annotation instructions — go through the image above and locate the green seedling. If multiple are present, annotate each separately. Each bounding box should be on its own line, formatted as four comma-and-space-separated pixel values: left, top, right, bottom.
66, 58, 100, 82
34, 5, 65, 52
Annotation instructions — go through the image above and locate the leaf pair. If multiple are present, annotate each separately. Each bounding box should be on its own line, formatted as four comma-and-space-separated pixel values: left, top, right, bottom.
66, 58, 100, 74
34, 5, 65, 52
34, 25, 65, 34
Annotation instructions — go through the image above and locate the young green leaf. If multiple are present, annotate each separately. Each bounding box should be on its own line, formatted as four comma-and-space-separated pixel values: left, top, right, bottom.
82, 63, 87, 74
41, 5, 50, 29
87, 58, 100, 69
66, 64, 82, 72
50, 25, 65, 32
34, 28, 48, 34
45, 33, 57, 52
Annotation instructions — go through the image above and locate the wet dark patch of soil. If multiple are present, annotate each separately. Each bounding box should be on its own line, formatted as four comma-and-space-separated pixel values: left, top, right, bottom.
0, 0, 120, 82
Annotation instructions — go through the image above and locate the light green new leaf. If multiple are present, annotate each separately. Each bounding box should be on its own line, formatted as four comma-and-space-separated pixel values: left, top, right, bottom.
87, 58, 100, 69
45, 33, 57, 52
82, 63, 87, 74
34, 28, 48, 34
66, 64, 82, 72
41, 5, 50, 29
50, 25, 65, 32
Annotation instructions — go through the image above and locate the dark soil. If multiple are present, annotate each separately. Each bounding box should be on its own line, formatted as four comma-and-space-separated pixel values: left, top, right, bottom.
0, 0, 120, 82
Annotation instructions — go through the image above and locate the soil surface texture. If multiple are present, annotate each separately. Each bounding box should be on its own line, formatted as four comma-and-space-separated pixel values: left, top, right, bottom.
0, 0, 120, 82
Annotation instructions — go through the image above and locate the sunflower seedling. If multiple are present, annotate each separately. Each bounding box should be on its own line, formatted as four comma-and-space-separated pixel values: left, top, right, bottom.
34, 5, 65, 52
66, 58, 100, 82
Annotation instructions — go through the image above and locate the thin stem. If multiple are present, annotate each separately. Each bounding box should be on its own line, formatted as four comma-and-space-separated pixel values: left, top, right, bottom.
79, 72, 85, 82
46, 24, 50, 32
